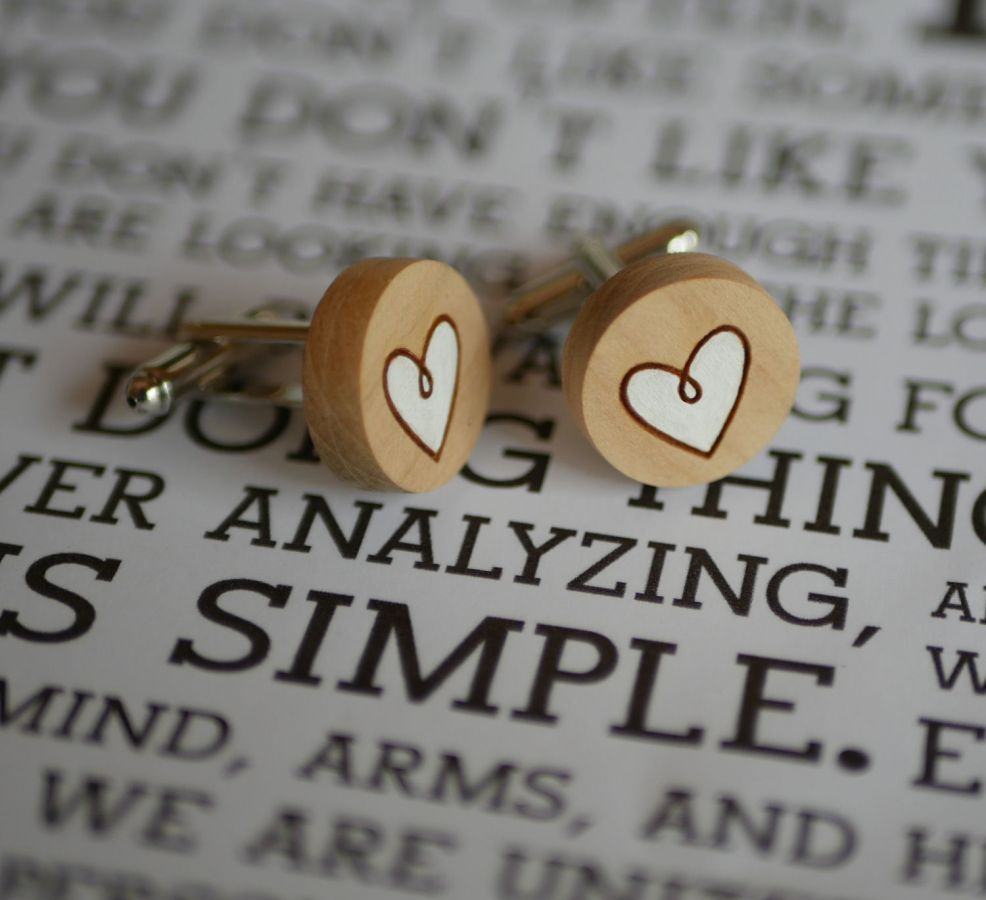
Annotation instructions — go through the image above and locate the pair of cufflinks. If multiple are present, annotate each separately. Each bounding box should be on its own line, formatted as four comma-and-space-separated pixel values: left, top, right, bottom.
127, 221, 799, 493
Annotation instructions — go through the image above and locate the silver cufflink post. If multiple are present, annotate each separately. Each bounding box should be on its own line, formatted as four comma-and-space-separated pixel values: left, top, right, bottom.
504, 219, 700, 330
126, 301, 310, 416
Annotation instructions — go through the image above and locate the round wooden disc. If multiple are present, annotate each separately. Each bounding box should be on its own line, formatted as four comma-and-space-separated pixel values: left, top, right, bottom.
302, 258, 491, 492
562, 253, 799, 488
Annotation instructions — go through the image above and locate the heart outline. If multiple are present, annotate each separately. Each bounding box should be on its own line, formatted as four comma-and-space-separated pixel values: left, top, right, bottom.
383, 314, 460, 461
619, 325, 751, 458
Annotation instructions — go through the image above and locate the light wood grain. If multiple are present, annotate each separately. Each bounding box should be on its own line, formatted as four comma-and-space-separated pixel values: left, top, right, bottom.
303, 258, 491, 493
562, 252, 799, 488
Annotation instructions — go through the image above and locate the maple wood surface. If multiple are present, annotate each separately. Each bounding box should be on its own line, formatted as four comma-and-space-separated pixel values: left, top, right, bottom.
303, 258, 491, 492
562, 252, 800, 487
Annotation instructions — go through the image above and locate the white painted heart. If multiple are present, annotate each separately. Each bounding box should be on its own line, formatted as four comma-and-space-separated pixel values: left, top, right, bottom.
384, 316, 459, 459
620, 326, 749, 456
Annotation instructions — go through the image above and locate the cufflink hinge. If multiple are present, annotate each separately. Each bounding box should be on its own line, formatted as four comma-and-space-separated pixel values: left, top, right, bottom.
504, 219, 700, 330
125, 302, 309, 416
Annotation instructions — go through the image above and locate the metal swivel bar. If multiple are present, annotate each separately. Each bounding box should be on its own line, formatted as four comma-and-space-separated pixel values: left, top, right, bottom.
503, 218, 700, 329
126, 302, 309, 416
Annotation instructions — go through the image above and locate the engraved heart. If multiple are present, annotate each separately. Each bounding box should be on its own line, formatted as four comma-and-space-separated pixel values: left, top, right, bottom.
384, 316, 459, 460
620, 326, 750, 457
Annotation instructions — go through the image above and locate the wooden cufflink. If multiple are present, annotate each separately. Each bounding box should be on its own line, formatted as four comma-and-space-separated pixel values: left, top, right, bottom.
505, 223, 799, 488
126, 258, 492, 493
